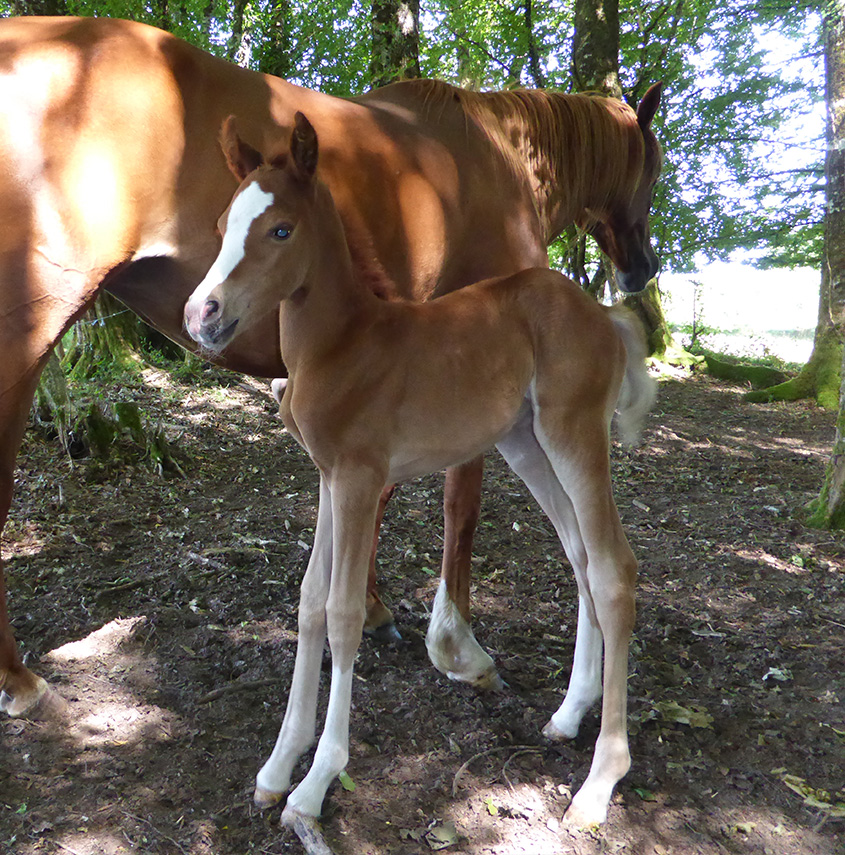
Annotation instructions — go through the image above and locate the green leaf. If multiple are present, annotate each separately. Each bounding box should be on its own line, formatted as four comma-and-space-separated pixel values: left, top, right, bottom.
338, 770, 356, 792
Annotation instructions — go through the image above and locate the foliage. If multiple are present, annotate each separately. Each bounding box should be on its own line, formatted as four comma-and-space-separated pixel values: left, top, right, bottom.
1, 1, 821, 276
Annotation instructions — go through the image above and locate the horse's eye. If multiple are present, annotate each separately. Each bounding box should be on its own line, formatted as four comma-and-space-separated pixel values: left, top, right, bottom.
271, 226, 292, 241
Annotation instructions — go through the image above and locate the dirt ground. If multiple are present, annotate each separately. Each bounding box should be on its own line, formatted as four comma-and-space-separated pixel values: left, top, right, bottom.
1, 363, 843, 855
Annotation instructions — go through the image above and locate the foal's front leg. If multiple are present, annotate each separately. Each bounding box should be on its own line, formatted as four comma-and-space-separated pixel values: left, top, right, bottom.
282, 466, 383, 828
255, 477, 333, 807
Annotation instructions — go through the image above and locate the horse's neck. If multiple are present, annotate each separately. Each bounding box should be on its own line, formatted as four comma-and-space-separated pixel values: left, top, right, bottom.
477, 91, 635, 240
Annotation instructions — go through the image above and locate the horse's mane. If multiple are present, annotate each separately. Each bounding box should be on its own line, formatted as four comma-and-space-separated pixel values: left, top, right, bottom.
397, 79, 648, 229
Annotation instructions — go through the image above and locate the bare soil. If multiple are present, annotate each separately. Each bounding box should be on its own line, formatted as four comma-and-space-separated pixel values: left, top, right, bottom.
1, 365, 844, 855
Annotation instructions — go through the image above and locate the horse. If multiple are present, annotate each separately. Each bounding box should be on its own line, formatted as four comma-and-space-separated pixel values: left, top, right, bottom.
0, 15, 661, 718
183, 113, 656, 847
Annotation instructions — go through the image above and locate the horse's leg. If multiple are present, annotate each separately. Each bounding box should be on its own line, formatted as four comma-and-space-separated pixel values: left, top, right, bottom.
0, 253, 99, 716
255, 477, 333, 807
363, 484, 400, 641
282, 466, 382, 829
425, 457, 502, 690
0, 367, 50, 715
533, 411, 637, 826
495, 406, 603, 739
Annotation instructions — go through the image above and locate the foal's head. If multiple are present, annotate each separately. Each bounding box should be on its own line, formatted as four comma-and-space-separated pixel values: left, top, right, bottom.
184, 113, 330, 352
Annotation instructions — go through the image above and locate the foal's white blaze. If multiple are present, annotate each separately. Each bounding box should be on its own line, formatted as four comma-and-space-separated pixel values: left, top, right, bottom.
190, 180, 274, 305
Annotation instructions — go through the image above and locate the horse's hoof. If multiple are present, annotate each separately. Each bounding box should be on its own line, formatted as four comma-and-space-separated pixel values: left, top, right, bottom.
282, 806, 333, 855
363, 621, 402, 644
542, 717, 576, 741
254, 786, 285, 810
563, 797, 607, 828
450, 665, 503, 692
0, 674, 54, 718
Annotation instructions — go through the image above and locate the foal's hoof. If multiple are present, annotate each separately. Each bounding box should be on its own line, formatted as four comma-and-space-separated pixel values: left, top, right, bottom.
282, 806, 333, 855
254, 786, 285, 810
563, 797, 608, 828
542, 717, 577, 742
363, 621, 402, 644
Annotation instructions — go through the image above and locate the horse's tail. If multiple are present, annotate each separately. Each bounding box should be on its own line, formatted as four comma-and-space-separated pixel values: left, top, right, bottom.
606, 304, 657, 446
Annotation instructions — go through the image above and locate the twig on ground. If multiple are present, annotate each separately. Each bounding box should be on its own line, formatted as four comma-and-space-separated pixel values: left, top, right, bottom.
121, 810, 189, 855
452, 744, 540, 797
198, 678, 277, 704
501, 747, 544, 794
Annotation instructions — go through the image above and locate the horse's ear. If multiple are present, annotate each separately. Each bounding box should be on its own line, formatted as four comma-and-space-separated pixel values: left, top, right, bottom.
290, 112, 318, 179
220, 116, 264, 181
636, 83, 662, 131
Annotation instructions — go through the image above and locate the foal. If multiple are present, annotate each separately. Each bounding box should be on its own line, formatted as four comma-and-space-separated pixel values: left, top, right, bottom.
184, 114, 655, 836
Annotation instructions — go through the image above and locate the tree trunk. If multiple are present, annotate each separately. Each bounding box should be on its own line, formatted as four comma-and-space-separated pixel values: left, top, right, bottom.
808, 0, 845, 528
571, 0, 622, 97
258, 0, 293, 78
370, 0, 421, 88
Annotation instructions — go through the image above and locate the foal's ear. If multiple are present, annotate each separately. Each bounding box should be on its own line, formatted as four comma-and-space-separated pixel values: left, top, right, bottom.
290, 112, 318, 179
636, 83, 662, 131
220, 116, 264, 182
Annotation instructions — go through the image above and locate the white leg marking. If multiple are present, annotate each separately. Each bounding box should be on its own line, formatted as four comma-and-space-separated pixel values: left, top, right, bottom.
255, 478, 333, 801
544, 595, 603, 740
284, 662, 354, 819
425, 579, 499, 689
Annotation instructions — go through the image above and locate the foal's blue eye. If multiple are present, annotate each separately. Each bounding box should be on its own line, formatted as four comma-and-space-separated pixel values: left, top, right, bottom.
271, 226, 292, 241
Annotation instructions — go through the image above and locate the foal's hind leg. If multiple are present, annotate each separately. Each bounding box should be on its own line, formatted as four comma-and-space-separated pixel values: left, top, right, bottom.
496, 408, 604, 741
532, 411, 637, 826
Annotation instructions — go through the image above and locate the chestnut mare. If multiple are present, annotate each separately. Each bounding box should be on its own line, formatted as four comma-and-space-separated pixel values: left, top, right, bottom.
0, 16, 661, 718
184, 114, 655, 843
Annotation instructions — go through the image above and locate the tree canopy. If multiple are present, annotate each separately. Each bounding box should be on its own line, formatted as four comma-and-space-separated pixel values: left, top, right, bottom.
1, 0, 823, 276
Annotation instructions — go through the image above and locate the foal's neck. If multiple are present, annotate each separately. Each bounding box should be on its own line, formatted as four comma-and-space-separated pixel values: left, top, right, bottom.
279, 203, 381, 371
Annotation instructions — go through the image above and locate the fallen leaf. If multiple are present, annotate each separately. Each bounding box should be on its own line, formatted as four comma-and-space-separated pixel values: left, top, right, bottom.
655, 700, 714, 729
426, 821, 459, 850
337, 770, 356, 792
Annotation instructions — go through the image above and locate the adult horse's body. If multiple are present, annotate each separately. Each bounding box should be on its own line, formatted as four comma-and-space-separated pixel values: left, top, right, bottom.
184, 113, 655, 839
0, 15, 661, 716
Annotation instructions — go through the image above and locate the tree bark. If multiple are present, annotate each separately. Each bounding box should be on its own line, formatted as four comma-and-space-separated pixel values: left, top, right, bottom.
370, 0, 421, 88
571, 0, 622, 97
809, 0, 845, 528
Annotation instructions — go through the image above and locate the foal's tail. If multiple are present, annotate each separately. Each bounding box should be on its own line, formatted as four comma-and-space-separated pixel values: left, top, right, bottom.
606, 305, 657, 447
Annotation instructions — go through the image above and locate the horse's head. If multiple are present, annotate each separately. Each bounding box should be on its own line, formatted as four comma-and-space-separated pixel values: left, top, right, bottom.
581, 83, 663, 294
184, 113, 322, 353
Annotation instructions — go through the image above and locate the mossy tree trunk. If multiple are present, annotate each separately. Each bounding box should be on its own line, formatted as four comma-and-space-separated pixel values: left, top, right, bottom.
807, 0, 845, 528
745, 263, 841, 409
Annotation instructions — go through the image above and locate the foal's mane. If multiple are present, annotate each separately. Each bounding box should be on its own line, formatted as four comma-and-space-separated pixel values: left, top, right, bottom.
406, 79, 649, 228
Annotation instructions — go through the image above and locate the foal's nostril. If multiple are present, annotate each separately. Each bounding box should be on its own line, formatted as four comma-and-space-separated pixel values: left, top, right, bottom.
202, 299, 220, 323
